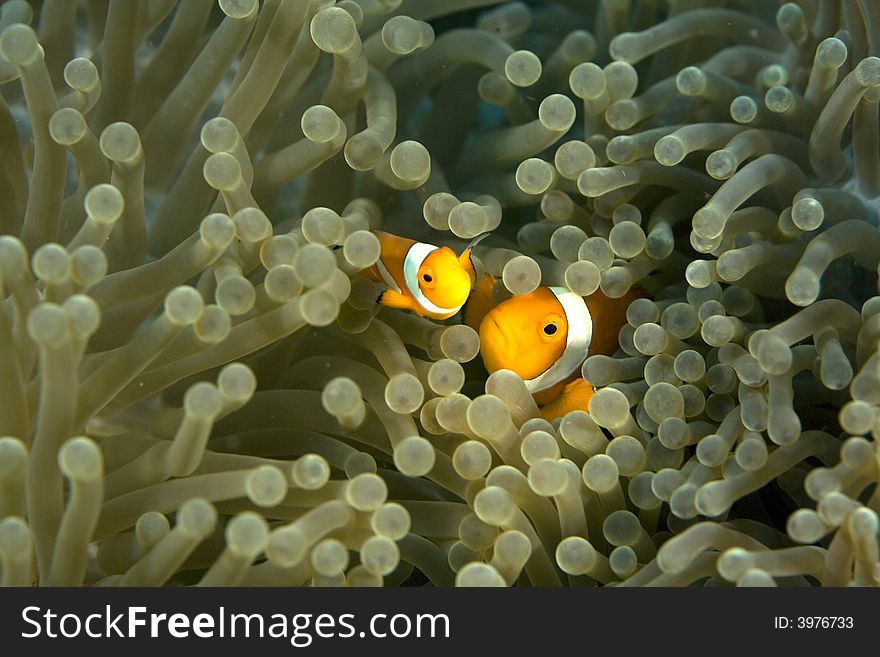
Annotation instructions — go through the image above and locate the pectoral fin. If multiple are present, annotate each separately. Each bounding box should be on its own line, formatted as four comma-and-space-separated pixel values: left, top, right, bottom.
378, 288, 420, 314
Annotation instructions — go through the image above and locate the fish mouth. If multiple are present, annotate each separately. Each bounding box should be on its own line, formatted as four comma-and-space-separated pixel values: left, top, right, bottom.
482, 315, 517, 368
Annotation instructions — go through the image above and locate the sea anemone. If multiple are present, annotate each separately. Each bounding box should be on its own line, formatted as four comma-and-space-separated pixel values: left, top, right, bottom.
0, 0, 878, 588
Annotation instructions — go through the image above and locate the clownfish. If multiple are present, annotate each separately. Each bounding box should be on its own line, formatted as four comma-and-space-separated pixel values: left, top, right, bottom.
466, 275, 640, 420
361, 231, 488, 320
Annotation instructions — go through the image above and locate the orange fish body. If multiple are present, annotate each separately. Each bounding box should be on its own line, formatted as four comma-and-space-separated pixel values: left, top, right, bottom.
473, 275, 639, 420
362, 231, 478, 320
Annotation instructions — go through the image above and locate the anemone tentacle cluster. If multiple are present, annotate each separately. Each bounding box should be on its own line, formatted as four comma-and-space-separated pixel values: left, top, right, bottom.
0, 0, 878, 588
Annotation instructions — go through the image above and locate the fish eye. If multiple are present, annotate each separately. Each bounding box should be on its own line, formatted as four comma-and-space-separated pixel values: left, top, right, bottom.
422, 273, 433, 282
539, 313, 564, 340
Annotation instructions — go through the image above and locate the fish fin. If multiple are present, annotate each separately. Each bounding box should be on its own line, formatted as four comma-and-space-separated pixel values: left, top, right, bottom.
459, 232, 491, 285
538, 379, 595, 421
378, 288, 419, 314
462, 273, 497, 332
463, 232, 492, 252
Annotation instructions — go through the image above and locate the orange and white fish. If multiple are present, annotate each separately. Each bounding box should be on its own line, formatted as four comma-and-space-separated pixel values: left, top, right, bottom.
467, 275, 639, 420
362, 231, 487, 320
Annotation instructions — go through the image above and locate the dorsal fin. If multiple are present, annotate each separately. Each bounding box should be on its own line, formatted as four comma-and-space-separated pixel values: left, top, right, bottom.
458, 232, 491, 284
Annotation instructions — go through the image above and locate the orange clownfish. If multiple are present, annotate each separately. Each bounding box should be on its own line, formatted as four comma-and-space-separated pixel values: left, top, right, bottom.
467, 275, 639, 420
362, 231, 488, 320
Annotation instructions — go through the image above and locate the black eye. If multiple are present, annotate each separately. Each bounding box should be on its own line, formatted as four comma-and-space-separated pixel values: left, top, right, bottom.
422, 274, 433, 282
543, 323, 557, 336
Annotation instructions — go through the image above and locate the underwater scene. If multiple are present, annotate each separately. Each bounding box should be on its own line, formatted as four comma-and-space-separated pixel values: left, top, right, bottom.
0, 0, 879, 588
